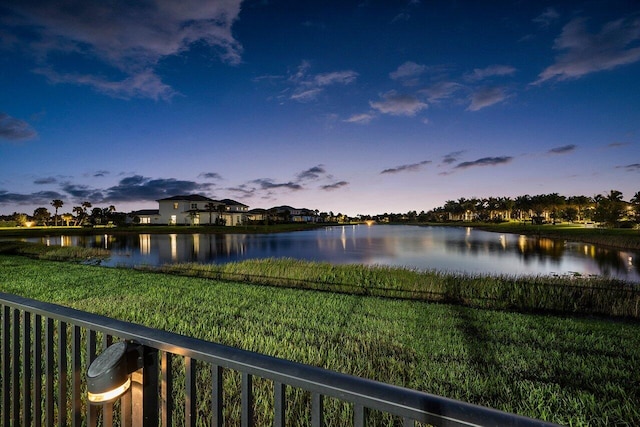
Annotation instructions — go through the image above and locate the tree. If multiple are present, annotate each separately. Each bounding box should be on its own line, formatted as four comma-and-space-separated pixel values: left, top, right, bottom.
205, 202, 216, 225
594, 190, 625, 227
33, 207, 50, 226
630, 191, 640, 224
51, 199, 64, 226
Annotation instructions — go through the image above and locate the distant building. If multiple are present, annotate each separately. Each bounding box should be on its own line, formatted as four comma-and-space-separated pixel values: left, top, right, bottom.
130, 195, 248, 226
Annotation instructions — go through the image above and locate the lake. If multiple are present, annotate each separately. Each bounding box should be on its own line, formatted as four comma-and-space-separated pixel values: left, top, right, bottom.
19, 224, 640, 282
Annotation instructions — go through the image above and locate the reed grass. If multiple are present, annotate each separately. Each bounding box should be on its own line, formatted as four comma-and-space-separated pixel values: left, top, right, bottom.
0, 255, 638, 426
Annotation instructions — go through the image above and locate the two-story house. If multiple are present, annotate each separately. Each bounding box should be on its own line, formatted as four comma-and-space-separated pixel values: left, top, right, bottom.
131, 195, 248, 226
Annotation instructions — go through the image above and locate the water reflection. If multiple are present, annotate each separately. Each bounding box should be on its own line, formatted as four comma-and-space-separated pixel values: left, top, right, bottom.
11, 225, 640, 282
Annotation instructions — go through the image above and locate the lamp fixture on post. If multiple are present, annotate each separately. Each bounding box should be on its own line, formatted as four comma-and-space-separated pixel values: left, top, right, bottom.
87, 341, 140, 404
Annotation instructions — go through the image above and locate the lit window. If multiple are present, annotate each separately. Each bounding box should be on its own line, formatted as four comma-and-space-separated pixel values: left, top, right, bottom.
173, 203, 179, 210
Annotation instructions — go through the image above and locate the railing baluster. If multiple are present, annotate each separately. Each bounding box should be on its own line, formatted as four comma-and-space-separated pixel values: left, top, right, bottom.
211, 364, 223, 427
34, 314, 43, 427
45, 318, 55, 425
241, 372, 253, 427
102, 334, 114, 426
72, 325, 82, 426
2, 305, 10, 427
185, 356, 197, 427
162, 352, 174, 427
354, 403, 365, 427
58, 321, 68, 427
86, 330, 98, 427
311, 392, 323, 427
22, 310, 32, 427
11, 309, 19, 426
273, 381, 285, 427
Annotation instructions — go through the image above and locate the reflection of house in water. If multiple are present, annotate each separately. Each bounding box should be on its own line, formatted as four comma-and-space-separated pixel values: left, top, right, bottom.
130, 195, 248, 226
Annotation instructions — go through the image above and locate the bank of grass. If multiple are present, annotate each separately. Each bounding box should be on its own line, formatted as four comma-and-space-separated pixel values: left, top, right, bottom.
426, 221, 640, 250
0, 240, 110, 261
0, 255, 638, 426
150, 258, 640, 319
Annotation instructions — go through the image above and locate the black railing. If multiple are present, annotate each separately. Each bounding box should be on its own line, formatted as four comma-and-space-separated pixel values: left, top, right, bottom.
0, 292, 559, 426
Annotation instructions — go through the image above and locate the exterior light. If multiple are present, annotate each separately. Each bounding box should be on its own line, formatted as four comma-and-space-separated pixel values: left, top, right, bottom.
87, 341, 140, 404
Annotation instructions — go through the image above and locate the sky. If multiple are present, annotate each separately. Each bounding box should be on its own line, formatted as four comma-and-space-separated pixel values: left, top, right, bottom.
0, 0, 639, 217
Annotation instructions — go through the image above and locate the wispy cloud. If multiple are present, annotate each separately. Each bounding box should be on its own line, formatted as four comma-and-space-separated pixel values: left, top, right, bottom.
380, 160, 431, 174
466, 65, 516, 81
0, 190, 66, 206
548, 144, 577, 154
251, 178, 303, 191
619, 163, 640, 172
322, 181, 348, 191
455, 156, 513, 169
441, 151, 465, 165
420, 81, 463, 103
607, 142, 630, 148
370, 91, 427, 116
34, 177, 57, 185
287, 61, 358, 102
533, 7, 560, 29
297, 165, 326, 181
467, 86, 509, 111
390, 61, 427, 82
0, 112, 38, 141
5, 0, 243, 99
199, 172, 223, 180
534, 16, 640, 84
344, 113, 375, 124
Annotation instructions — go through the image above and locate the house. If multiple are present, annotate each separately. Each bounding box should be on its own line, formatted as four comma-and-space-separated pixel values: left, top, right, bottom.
152, 195, 248, 226
267, 206, 320, 223
129, 209, 161, 224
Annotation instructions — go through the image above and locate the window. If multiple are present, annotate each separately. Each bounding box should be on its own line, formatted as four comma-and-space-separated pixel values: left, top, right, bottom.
173, 203, 179, 210
191, 203, 198, 210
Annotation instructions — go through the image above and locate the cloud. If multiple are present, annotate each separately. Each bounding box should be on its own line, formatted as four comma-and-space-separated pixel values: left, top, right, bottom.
102, 175, 213, 202
34, 177, 57, 185
297, 165, 326, 181
420, 81, 463, 103
548, 144, 577, 154
467, 86, 509, 111
287, 61, 358, 102
466, 65, 516, 81
370, 91, 427, 116
534, 16, 640, 84
455, 156, 513, 169
251, 179, 302, 191
93, 170, 110, 177
322, 181, 348, 191
619, 163, 640, 172
390, 61, 427, 81
344, 113, 375, 124
35, 68, 177, 101
0, 112, 38, 141
199, 172, 223, 180
607, 142, 630, 148
380, 160, 431, 174
5, 0, 243, 99
0, 190, 67, 207
533, 7, 560, 28
441, 151, 465, 165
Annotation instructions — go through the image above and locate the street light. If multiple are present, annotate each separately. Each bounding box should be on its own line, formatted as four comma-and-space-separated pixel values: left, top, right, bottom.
87, 341, 140, 404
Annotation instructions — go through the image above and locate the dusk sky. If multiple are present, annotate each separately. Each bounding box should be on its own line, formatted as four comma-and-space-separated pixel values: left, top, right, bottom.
1, 0, 639, 217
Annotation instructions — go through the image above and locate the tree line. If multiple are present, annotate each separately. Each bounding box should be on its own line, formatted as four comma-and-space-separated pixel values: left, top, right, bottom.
0, 199, 125, 227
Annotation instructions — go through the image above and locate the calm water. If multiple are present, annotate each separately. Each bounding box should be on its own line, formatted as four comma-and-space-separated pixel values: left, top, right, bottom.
18, 225, 640, 282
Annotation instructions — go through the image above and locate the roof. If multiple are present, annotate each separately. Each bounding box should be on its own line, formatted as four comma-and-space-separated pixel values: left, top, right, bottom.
131, 209, 160, 216
220, 198, 248, 207
157, 195, 215, 202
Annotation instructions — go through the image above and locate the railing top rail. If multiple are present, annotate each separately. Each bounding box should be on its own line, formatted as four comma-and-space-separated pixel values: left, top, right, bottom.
0, 292, 558, 426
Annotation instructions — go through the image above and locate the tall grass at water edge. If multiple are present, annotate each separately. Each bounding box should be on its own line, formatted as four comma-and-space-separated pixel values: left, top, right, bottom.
150, 258, 640, 319
0, 255, 639, 426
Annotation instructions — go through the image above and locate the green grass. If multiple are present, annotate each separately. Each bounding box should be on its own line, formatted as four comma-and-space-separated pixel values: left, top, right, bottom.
1, 255, 639, 426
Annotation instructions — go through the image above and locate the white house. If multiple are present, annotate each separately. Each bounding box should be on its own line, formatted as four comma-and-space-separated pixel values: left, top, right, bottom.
131, 195, 248, 226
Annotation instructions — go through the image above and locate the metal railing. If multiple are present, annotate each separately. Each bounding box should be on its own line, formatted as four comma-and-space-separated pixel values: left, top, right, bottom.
0, 291, 559, 426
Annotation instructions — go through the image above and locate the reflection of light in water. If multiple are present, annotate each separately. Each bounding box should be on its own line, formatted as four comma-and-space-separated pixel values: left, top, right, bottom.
193, 234, 200, 256
170, 234, 177, 261
499, 235, 506, 250
45, 237, 50, 247
466, 227, 471, 236
139, 234, 151, 255
629, 256, 633, 266
518, 235, 526, 252
341, 226, 346, 251
104, 234, 109, 249
61, 235, 71, 247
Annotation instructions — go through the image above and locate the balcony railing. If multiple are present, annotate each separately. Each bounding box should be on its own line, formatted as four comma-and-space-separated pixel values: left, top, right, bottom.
0, 291, 558, 426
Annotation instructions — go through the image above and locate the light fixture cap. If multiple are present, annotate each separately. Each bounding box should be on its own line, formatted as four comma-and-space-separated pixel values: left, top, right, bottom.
87, 341, 134, 403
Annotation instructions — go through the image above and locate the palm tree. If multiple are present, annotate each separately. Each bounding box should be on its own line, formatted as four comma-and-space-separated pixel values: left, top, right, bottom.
51, 199, 64, 226
205, 202, 216, 225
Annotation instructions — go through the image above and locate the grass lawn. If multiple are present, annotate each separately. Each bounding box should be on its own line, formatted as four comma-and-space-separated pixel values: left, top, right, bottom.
1, 255, 638, 426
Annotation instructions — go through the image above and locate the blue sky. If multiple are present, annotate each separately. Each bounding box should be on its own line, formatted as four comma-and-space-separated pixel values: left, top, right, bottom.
1, 0, 639, 216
